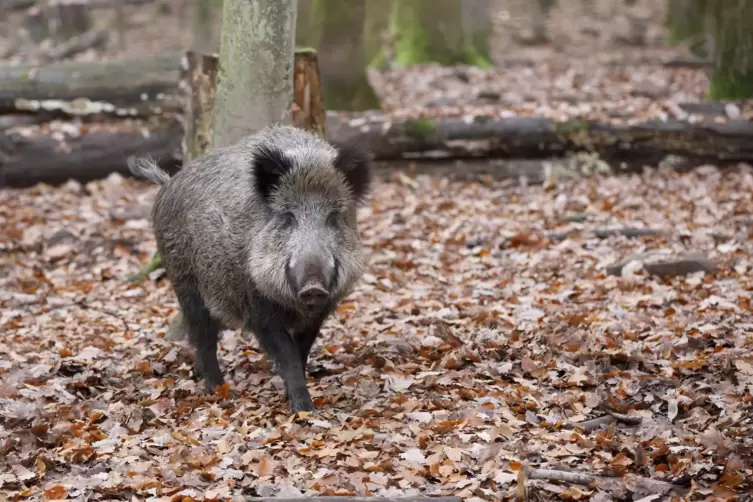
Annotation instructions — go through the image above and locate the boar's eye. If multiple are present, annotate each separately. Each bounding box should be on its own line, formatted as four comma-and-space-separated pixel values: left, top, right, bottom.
281, 211, 296, 228
326, 210, 341, 228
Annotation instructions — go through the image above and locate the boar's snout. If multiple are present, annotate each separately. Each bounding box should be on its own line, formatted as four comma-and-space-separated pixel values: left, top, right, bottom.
298, 283, 329, 306
289, 250, 334, 307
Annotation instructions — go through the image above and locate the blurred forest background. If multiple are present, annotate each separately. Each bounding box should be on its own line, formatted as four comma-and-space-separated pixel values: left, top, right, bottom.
1, 0, 750, 112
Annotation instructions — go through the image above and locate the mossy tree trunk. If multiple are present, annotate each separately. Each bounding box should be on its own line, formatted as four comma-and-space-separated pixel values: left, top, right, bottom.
704, 0, 753, 99
388, 0, 493, 67
192, 0, 221, 54
669, 0, 753, 99
462, 0, 492, 63
213, 0, 297, 147
365, 0, 394, 69
665, 0, 710, 58
296, 0, 380, 111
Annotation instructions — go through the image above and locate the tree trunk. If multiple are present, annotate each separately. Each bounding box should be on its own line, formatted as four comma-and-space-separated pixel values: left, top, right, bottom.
191, 0, 220, 54
389, 0, 492, 67
365, 0, 394, 69
666, 0, 706, 47
213, 0, 297, 148
705, 0, 753, 99
295, 0, 380, 111
462, 0, 492, 64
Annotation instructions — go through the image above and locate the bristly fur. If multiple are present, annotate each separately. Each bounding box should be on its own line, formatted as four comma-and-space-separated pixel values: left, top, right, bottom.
150, 123, 372, 330
147, 125, 373, 408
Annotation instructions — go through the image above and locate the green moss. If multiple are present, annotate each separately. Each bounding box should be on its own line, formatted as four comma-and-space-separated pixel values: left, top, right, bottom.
665, 0, 706, 46
296, 0, 381, 111
555, 119, 589, 135
365, 0, 393, 69
705, 0, 753, 99
404, 118, 437, 139
709, 70, 753, 99
389, 0, 493, 68
128, 252, 162, 283
473, 115, 493, 124
462, 44, 493, 68
295, 46, 318, 53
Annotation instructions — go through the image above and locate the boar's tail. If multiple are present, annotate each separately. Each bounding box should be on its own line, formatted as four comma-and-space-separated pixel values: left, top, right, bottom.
127, 155, 171, 185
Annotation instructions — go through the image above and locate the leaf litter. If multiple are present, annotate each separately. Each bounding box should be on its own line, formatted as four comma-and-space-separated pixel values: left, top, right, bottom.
1, 161, 752, 501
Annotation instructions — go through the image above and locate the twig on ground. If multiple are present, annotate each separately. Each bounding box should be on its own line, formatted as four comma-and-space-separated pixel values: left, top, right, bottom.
525, 467, 596, 486
575, 411, 643, 432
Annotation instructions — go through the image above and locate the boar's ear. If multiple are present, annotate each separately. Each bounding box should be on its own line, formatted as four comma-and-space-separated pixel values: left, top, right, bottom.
253, 144, 292, 203
331, 141, 373, 204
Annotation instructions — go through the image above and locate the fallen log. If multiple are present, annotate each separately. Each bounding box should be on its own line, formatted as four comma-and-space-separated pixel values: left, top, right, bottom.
328, 112, 753, 163
1, 0, 155, 11
0, 122, 181, 188
4, 111, 753, 188
0, 52, 184, 117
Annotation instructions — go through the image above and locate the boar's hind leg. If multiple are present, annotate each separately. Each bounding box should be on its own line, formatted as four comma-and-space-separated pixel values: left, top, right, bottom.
247, 299, 314, 413
173, 280, 225, 395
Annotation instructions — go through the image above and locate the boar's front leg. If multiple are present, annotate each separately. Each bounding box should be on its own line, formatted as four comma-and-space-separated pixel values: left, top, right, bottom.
281, 320, 326, 403
173, 280, 225, 395
248, 298, 313, 413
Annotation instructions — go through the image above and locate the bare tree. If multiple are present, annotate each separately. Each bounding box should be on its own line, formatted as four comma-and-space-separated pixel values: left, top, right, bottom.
212, 0, 298, 147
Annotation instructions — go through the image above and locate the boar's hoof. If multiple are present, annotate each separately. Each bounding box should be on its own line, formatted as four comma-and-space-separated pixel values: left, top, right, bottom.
288, 389, 314, 413
298, 283, 329, 307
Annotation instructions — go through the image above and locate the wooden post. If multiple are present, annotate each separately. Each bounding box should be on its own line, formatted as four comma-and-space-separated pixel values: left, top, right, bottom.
180, 51, 219, 164
292, 49, 328, 139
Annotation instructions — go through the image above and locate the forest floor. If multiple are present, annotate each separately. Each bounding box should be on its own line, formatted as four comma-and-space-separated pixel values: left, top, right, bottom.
2, 0, 753, 501
2, 161, 753, 501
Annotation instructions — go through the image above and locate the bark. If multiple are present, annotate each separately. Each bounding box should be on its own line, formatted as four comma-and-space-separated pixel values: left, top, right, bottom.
0, 123, 181, 189
364, 0, 393, 69
191, 0, 220, 54
325, 113, 753, 163
292, 50, 327, 139
180, 51, 218, 164
1, 0, 155, 10
462, 0, 492, 64
296, 0, 380, 110
213, 0, 297, 148
705, 0, 753, 99
389, 0, 492, 67
666, 0, 706, 46
0, 52, 183, 117
5, 112, 753, 189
